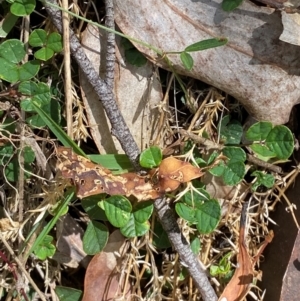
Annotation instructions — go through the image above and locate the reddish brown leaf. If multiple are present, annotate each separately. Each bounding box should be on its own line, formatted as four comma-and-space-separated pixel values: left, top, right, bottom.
154, 156, 204, 192
219, 205, 274, 301
57, 148, 204, 201
82, 230, 131, 301
218, 205, 254, 301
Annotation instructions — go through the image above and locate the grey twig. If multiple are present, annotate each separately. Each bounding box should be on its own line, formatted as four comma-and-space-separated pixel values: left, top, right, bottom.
154, 198, 218, 301
44, 1, 217, 300
104, 0, 115, 90
44, 0, 140, 168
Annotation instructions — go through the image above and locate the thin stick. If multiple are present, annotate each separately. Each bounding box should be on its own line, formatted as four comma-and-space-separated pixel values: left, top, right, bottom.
62, 0, 73, 138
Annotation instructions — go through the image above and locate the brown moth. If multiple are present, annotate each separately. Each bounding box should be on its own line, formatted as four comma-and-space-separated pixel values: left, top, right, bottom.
57, 147, 204, 201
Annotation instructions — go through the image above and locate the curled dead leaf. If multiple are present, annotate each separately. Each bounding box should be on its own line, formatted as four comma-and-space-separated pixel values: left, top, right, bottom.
57, 148, 204, 201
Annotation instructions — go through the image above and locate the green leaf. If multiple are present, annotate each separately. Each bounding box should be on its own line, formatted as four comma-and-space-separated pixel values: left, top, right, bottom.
55, 286, 82, 301
29, 29, 47, 47
33, 235, 56, 260
34, 47, 54, 61
0, 144, 14, 165
31, 102, 86, 156
185, 38, 227, 52
251, 171, 275, 191
181, 188, 210, 207
222, 0, 244, 11
81, 196, 108, 221
249, 144, 276, 159
0, 57, 19, 82
5, 158, 32, 182
88, 154, 132, 171
0, 13, 19, 38
246, 121, 272, 141
139, 146, 162, 168
180, 51, 194, 70
10, 0, 36, 16
218, 116, 243, 145
0, 39, 25, 63
223, 146, 246, 163
120, 214, 150, 238
19, 81, 51, 110
222, 161, 245, 185
132, 201, 153, 223
47, 32, 63, 52
18, 60, 40, 81
104, 195, 132, 228
26, 189, 75, 257
152, 220, 171, 249
209, 161, 226, 177
190, 236, 201, 255
23, 146, 35, 163
83, 221, 109, 255
175, 202, 196, 223
207, 150, 219, 165
195, 199, 221, 234
265, 125, 294, 160
124, 47, 147, 67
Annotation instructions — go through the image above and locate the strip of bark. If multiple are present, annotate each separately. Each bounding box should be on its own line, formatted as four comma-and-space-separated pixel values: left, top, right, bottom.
43, 1, 217, 300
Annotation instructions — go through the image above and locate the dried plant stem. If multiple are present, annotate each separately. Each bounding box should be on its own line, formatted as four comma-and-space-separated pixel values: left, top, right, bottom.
44, 1, 217, 300
0, 232, 47, 301
62, 0, 73, 138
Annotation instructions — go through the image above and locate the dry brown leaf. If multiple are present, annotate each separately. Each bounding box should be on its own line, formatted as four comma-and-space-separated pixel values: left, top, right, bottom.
154, 156, 204, 192
218, 205, 254, 301
82, 230, 130, 301
57, 148, 204, 201
57, 147, 160, 201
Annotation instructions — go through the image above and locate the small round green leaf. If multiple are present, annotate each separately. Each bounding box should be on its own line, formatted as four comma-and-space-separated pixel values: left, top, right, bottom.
139, 146, 162, 168
181, 188, 210, 207
190, 236, 201, 255
47, 32, 63, 52
0, 144, 14, 165
265, 125, 294, 160
132, 201, 153, 223
223, 146, 246, 163
223, 161, 245, 185
0, 57, 19, 82
83, 221, 109, 255
120, 214, 150, 238
82, 196, 108, 221
18, 60, 40, 81
23, 146, 35, 163
34, 47, 54, 61
34, 235, 56, 260
246, 121, 273, 141
222, 0, 244, 11
153, 220, 171, 249
104, 195, 132, 228
219, 116, 243, 145
10, 0, 36, 16
209, 161, 226, 177
185, 38, 227, 52
249, 144, 276, 159
180, 51, 194, 71
124, 48, 147, 67
251, 171, 275, 191
195, 199, 221, 234
0, 39, 25, 63
29, 29, 47, 47
175, 202, 196, 223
